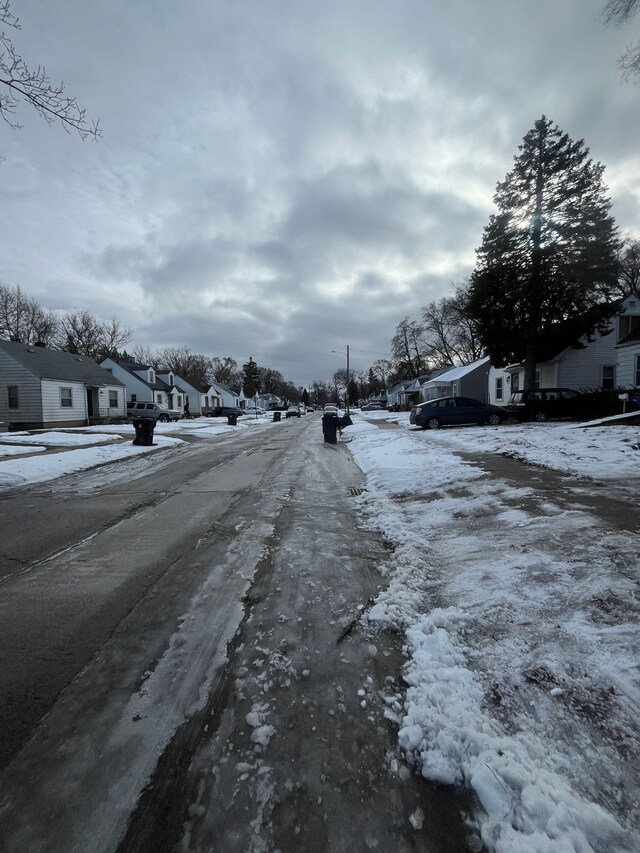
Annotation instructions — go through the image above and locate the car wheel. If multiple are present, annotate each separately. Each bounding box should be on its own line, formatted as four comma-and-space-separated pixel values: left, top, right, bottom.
159, 414, 169, 422
533, 411, 547, 422
487, 413, 502, 426
426, 416, 441, 430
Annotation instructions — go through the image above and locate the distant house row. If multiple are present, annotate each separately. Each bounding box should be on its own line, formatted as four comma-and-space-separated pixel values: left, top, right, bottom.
384, 291, 640, 409
0, 345, 284, 430
2, 293, 640, 429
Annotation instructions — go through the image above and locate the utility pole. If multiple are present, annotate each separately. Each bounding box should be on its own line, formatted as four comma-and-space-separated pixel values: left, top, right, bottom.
346, 344, 350, 415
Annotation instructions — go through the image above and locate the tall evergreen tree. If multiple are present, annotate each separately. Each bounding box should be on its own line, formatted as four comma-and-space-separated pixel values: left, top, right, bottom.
241, 356, 261, 398
468, 116, 619, 388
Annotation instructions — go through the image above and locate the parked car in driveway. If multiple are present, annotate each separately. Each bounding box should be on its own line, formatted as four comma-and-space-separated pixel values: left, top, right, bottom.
505, 388, 582, 422
205, 406, 244, 418
410, 396, 508, 430
127, 401, 183, 422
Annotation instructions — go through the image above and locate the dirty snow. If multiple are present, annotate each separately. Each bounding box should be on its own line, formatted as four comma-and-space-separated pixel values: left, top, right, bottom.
347, 412, 639, 852
2, 409, 638, 850
0, 414, 280, 490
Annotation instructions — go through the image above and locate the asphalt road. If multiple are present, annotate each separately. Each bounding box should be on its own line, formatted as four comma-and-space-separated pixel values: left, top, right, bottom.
0, 416, 473, 853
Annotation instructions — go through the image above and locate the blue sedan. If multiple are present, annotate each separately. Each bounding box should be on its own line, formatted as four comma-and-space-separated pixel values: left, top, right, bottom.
409, 396, 507, 430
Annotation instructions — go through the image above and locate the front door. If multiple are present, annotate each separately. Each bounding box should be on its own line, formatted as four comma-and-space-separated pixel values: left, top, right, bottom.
86, 388, 94, 417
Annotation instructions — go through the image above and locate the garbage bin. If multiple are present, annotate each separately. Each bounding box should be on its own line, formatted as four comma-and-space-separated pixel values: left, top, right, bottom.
227, 413, 238, 426
322, 413, 338, 444
339, 414, 353, 430
132, 417, 155, 446
273, 411, 281, 422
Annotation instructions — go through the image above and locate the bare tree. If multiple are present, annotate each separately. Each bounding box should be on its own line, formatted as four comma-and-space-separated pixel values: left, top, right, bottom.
618, 236, 640, 294
602, 0, 640, 79
391, 318, 428, 379
421, 282, 484, 367
0, 1, 101, 138
59, 309, 131, 360
131, 345, 160, 368
0, 282, 58, 345
210, 356, 240, 386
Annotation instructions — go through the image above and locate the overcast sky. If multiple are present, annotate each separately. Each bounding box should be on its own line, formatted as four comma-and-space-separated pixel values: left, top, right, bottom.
1, 0, 639, 386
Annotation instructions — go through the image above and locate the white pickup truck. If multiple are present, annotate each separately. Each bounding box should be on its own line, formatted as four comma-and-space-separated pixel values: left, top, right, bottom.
127, 401, 183, 422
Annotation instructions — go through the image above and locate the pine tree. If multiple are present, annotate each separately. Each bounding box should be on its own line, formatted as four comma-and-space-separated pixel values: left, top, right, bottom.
241, 357, 261, 398
468, 116, 620, 388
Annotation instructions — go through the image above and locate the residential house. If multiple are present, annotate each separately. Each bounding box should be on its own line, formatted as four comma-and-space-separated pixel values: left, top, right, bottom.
420, 357, 491, 402
386, 380, 415, 410
99, 358, 183, 409
200, 380, 239, 413
488, 366, 513, 407
156, 371, 200, 415
0, 339, 126, 429
502, 310, 619, 395
615, 291, 640, 388
257, 393, 284, 411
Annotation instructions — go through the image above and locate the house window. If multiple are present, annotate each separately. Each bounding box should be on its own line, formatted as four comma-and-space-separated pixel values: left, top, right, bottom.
495, 377, 503, 401
130, 394, 137, 402
534, 371, 540, 389
60, 387, 73, 407
602, 366, 616, 390
635, 355, 640, 388
618, 315, 640, 344
149, 369, 155, 383
109, 391, 118, 407
7, 385, 18, 408
510, 374, 519, 392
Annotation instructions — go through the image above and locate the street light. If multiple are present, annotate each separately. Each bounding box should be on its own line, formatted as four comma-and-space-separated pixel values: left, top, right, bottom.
331, 345, 350, 414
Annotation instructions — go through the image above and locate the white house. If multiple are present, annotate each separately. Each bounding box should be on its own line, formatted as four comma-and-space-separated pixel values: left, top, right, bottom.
0, 340, 126, 429
100, 358, 182, 409
615, 291, 640, 388
503, 314, 618, 394
200, 381, 239, 413
488, 366, 513, 407
156, 371, 200, 415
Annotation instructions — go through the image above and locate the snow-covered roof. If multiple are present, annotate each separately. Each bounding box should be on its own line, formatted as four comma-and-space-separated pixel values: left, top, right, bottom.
424, 356, 490, 385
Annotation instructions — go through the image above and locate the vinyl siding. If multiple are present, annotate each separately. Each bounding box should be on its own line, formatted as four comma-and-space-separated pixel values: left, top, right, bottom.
42, 379, 87, 423
97, 385, 127, 417
0, 350, 42, 424
556, 326, 617, 389
100, 359, 152, 401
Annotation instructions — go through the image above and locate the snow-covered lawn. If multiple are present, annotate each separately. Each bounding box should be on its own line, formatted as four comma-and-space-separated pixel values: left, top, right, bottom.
348, 412, 639, 852
0, 414, 277, 490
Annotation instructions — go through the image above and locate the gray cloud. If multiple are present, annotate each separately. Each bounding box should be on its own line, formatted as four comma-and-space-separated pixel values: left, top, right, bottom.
0, 0, 637, 385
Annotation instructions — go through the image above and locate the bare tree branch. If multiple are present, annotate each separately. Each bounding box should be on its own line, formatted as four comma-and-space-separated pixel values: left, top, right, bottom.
0, 1, 101, 139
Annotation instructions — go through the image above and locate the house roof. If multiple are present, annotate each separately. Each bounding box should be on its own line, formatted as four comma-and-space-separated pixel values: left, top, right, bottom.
424, 357, 490, 385
108, 358, 170, 391
1, 339, 125, 386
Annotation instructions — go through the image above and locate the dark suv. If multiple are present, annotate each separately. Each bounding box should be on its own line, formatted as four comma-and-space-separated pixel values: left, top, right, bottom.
506, 388, 582, 422
205, 406, 244, 418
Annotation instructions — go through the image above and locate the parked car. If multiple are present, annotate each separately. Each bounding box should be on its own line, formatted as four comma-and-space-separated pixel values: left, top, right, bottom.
205, 406, 244, 418
361, 402, 386, 411
286, 406, 301, 418
127, 401, 183, 422
244, 406, 265, 415
505, 388, 582, 422
410, 396, 508, 430
323, 404, 339, 415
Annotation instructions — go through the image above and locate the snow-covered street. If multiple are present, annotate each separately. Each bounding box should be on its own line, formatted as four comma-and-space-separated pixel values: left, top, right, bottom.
0, 411, 638, 851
